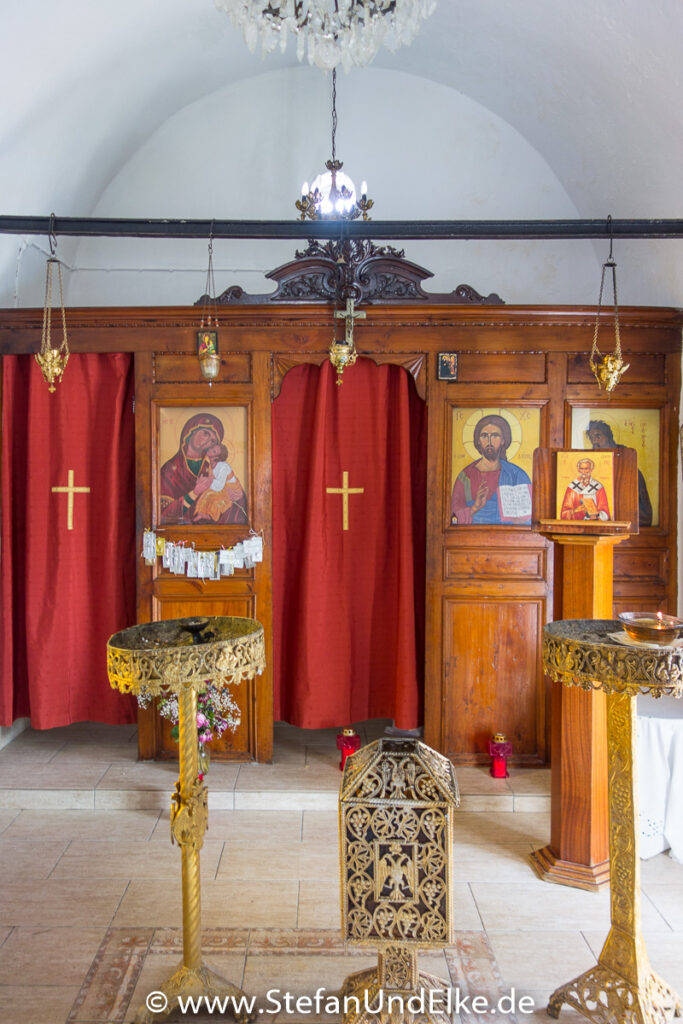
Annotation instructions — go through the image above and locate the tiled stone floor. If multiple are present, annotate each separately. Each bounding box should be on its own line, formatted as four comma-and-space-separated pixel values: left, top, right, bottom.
0, 720, 552, 813
0, 721, 681, 1023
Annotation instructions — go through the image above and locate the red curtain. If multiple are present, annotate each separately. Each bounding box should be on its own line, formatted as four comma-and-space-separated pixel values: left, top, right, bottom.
1, 354, 136, 728
272, 358, 426, 729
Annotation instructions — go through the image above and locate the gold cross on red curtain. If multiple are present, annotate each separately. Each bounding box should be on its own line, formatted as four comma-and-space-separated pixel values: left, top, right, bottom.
51, 469, 90, 530
326, 471, 364, 531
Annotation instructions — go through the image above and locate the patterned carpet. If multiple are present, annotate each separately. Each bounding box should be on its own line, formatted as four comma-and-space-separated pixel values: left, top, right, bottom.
67, 928, 520, 1023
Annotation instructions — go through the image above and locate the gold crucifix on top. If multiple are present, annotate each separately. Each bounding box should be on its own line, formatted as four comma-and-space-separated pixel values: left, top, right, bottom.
51, 469, 90, 530
326, 471, 364, 531
330, 297, 366, 384
334, 297, 366, 346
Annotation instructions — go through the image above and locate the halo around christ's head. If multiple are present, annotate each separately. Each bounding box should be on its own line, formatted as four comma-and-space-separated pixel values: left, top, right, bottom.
462, 408, 523, 461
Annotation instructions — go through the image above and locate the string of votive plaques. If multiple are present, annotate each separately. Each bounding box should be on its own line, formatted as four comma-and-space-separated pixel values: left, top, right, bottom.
142, 528, 264, 581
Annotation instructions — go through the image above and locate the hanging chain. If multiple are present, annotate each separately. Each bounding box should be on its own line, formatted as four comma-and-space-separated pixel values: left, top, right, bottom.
200, 220, 218, 329
590, 263, 621, 365
589, 215, 628, 392
36, 213, 70, 392
331, 69, 338, 163
40, 260, 68, 359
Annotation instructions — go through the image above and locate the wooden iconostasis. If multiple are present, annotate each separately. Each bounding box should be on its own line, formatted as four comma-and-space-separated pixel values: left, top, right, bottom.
1, 292, 681, 765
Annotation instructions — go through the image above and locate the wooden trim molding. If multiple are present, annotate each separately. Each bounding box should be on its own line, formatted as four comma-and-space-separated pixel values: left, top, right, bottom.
198, 241, 504, 307
271, 352, 427, 400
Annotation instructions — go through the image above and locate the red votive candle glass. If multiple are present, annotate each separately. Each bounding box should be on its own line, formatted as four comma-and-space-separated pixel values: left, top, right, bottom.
488, 732, 513, 778
336, 728, 361, 770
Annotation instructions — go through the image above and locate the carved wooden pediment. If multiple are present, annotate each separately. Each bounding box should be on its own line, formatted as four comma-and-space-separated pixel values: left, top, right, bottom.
196, 239, 504, 306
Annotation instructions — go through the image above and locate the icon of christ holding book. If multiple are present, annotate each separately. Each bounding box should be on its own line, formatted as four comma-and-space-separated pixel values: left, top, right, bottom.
450, 413, 532, 525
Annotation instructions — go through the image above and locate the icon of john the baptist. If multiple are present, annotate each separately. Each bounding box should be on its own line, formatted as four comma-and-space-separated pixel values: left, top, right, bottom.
159, 412, 247, 525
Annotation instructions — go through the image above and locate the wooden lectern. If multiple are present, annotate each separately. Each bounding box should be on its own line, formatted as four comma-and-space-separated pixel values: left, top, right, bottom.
529, 447, 638, 891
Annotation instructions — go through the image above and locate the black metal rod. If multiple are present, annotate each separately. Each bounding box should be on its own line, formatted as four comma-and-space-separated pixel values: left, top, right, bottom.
1, 215, 683, 240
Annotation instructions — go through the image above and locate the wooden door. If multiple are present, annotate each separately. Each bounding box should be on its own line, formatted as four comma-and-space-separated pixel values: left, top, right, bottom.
424, 352, 554, 764
135, 350, 273, 762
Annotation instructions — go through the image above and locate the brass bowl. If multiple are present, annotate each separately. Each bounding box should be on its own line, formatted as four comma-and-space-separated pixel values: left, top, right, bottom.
618, 612, 683, 646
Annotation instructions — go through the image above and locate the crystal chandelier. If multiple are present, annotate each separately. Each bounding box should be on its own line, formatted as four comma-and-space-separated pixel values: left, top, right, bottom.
215, 0, 437, 72
296, 70, 373, 221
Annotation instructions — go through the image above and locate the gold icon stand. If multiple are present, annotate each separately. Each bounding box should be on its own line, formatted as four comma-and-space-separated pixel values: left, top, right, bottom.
338, 738, 460, 1024
107, 617, 265, 1024
543, 620, 682, 1024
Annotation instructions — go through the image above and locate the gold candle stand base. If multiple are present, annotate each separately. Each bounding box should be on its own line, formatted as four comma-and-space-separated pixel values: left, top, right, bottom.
133, 964, 255, 1024
340, 965, 452, 1024
548, 961, 681, 1024
542, 621, 683, 1024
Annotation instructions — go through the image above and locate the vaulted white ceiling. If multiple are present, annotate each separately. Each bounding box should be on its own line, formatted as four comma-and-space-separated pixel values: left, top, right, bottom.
1, 0, 681, 307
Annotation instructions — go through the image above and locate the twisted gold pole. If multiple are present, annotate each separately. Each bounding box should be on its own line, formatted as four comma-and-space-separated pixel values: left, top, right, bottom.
133, 683, 254, 1024
178, 686, 202, 970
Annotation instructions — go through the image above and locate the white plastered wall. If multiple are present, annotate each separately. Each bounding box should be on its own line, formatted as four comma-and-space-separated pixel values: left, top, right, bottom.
2, 64, 680, 612
15, 67, 602, 307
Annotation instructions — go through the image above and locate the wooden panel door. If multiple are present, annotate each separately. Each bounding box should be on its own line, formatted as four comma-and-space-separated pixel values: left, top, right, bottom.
425, 353, 555, 764
442, 597, 546, 760
135, 350, 273, 762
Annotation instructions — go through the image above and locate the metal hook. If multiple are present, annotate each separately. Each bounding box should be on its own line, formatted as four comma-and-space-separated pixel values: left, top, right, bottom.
607, 214, 614, 263
48, 212, 57, 257
208, 219, 215, 257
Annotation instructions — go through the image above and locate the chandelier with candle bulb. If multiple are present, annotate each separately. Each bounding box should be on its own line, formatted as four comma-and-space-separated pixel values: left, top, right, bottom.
296, 70, 373, 221
215, 0, 437, 73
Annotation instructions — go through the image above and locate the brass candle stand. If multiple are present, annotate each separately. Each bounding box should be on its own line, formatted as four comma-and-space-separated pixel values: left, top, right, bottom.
543, 619, 682, 1024
107, 616, 265, 1024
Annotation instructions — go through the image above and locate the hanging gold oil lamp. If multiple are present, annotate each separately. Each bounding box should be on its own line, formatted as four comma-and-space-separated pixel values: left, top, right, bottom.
589, 215, 629, 393
35, 214, 70, 392
197, 227, 221, 383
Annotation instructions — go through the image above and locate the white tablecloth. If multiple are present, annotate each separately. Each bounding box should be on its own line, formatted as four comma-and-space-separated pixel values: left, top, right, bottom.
637, 694, 683, 861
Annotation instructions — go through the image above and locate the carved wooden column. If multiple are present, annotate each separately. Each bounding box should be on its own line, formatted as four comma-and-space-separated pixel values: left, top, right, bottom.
529, 535, 627, 890
529, 447, 637, 891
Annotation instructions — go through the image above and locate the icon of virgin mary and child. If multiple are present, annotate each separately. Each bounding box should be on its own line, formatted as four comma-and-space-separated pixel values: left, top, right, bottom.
160, 413, 248, 525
